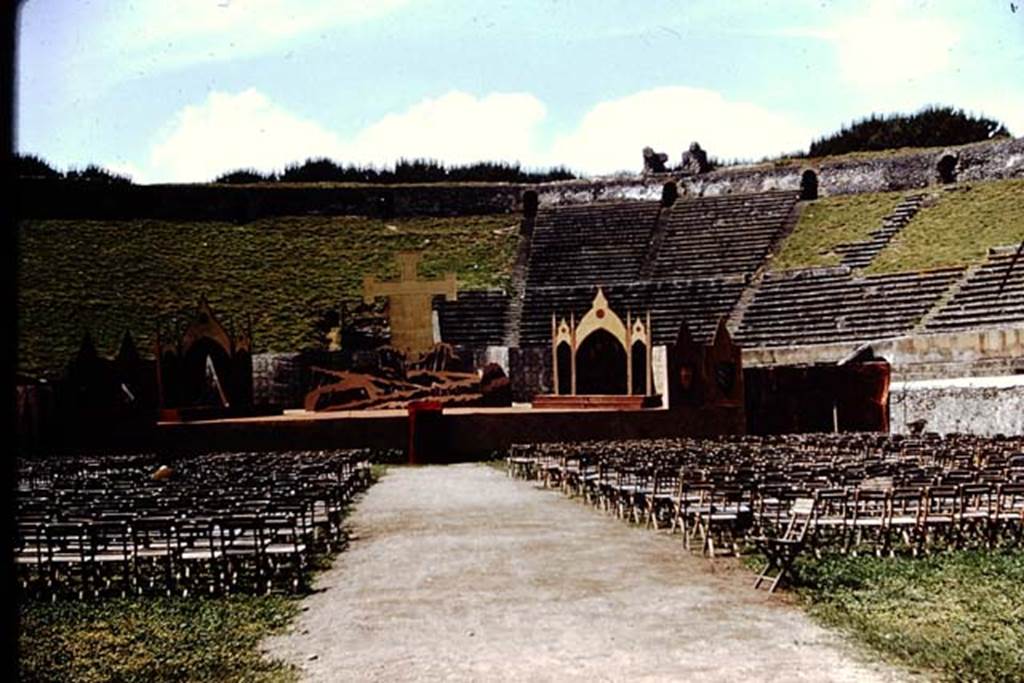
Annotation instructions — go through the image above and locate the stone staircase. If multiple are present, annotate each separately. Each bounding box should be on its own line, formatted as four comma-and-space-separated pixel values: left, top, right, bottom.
502, 214, 536, 347
833, 193, 927, 270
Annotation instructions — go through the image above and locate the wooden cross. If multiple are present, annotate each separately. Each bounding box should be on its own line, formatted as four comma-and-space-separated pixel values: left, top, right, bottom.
363, 252, 457, 356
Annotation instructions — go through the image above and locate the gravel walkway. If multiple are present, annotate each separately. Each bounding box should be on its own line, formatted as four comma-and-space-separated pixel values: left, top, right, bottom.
264, 464, 909, 682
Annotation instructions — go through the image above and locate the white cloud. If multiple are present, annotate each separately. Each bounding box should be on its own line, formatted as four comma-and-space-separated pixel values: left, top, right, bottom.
149, 89, 343, 182
146, 89, 548, 182
550, 87, 812, 174
142, 86, 811, 182
796, 1, 960, 88
964, 95, 1024, 138
346, 92, 547, 167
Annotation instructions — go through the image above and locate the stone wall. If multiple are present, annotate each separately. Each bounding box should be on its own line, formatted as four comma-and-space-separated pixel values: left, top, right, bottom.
742, 325, 1024, 382
535, 137, 1024, 207
20, 137, 1024, 221
890, 376, 1024, 436
17, 178, 524, 220
252, 352, 307, 408
509, 346, 553, 402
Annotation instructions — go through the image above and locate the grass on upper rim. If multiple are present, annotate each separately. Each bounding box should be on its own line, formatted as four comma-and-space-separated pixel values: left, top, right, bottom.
770, 190, 905, 271
868, 179, 1024, 274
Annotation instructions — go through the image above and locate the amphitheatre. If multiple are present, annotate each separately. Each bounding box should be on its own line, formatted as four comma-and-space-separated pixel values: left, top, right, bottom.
13, 131, 1024, 682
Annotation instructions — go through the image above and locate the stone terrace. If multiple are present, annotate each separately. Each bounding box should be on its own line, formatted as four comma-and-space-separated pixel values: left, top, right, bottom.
436, 290, 511, 347
512, 190, 798, 347
650, 191, 799, 280
440, 187, 1020, 355
924, 246, 1024, 333
527, 200, 661, 288
735, 267, 965, 348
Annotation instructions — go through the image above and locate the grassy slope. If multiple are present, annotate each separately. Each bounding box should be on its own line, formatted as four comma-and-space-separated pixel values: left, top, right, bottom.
796, 551, 1024, 682
19, 596, 298, 683
868, 179, 1024, 273
17, 215, 519, 376
770, 190, 905, 271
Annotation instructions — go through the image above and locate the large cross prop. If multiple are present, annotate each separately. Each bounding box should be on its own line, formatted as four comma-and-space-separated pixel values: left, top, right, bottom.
363, 252, 457, 357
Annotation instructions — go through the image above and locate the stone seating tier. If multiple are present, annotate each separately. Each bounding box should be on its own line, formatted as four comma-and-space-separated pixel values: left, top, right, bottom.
527, 191, 800, 290
925, 249, 1024, 332
736, 267, 964, 347
434, 290, 511, 347
652, 191, 799, 280
528, 201, 661, 288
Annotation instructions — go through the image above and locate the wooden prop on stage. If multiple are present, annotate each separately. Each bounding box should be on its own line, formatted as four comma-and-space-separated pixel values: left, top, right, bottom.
156, 297, 258, 420
667, 317, 744, 409
363, 252, 457, 357
535, 287, 659, 409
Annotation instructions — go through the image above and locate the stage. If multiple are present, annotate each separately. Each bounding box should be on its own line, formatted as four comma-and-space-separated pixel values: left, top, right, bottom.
155, 402, 745, 461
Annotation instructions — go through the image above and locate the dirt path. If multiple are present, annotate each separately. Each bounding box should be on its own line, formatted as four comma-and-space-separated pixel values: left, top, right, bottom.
264, 464, 908, 682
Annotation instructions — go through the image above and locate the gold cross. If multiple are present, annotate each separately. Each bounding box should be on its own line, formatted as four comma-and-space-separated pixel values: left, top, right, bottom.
363, 252, 457, 356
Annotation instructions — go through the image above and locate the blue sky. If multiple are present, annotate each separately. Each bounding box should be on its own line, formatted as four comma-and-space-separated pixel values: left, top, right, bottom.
15, 0, 1024, 183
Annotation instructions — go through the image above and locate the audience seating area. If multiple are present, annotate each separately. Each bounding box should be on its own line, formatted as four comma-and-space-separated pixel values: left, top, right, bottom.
925, 246, 1024, 332
735, 267, 965, 347
528, 200, 661, 288
435, 290, 511, 347
651, 191, 799, 280
508, 434, 1024, 588
15, 450, 374, 600
447, 190, 1017, 353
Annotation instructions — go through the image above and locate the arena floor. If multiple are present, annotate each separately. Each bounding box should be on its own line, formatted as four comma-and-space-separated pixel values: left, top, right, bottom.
263, 464, 911, 682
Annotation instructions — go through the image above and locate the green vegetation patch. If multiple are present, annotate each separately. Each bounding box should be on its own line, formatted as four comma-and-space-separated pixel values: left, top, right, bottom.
19, 595, 298, 683
795, 550, 1024, 682
17, 215, 519, 376
869, 179, 1024, 273
770, 190, 905, 270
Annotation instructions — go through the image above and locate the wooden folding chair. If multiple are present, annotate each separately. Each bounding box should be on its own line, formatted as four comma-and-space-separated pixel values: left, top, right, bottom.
753, 497, 815, 593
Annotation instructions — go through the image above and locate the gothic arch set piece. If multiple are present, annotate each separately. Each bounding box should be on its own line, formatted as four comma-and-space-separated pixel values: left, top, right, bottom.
550, 288, 654, 397
156, 297, 254, 411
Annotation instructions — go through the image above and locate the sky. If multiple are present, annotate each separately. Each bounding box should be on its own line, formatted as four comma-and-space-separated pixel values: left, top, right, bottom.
15, 0, 1024, 184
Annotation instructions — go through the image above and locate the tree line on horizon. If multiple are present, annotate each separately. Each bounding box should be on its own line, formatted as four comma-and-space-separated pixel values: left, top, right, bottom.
15, 106, 1013, 185
806, 106, 1010, 158
215, 158, 578, 184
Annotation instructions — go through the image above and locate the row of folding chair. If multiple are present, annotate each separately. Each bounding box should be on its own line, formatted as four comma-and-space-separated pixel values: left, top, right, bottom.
15, 449, 375, 600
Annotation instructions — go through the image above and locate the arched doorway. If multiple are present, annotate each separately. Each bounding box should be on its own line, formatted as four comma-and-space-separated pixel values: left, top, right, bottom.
631, 342, 648, 395
522, 190, 539, 218
181, 337, 232, 407
937, 154, 957, 184
575, 329, 627, 395
555, 341, 572, 395
800, 169, 819, 200
661, 181, 678, 207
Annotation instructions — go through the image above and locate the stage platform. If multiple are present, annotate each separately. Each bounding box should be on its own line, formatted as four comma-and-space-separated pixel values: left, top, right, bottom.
155, 402, 745, 461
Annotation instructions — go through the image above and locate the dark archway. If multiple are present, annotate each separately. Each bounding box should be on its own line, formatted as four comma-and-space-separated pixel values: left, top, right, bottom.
575, 329, 627, 395
800, 169, 819, 200
522, 190, 539, 218
937, 154, 957, 184
631, 342, 647, 396
181, 337, 233, 407
661, 181, 678, 207
556, 341, 572, 395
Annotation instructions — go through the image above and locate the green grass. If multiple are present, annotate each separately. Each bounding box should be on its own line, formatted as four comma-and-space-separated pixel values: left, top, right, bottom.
17, 215, 519, 376
794, 550, 1024, 682
19, 595, 299, 683
869, 179, 1024, 273
770, 190, 906, 270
